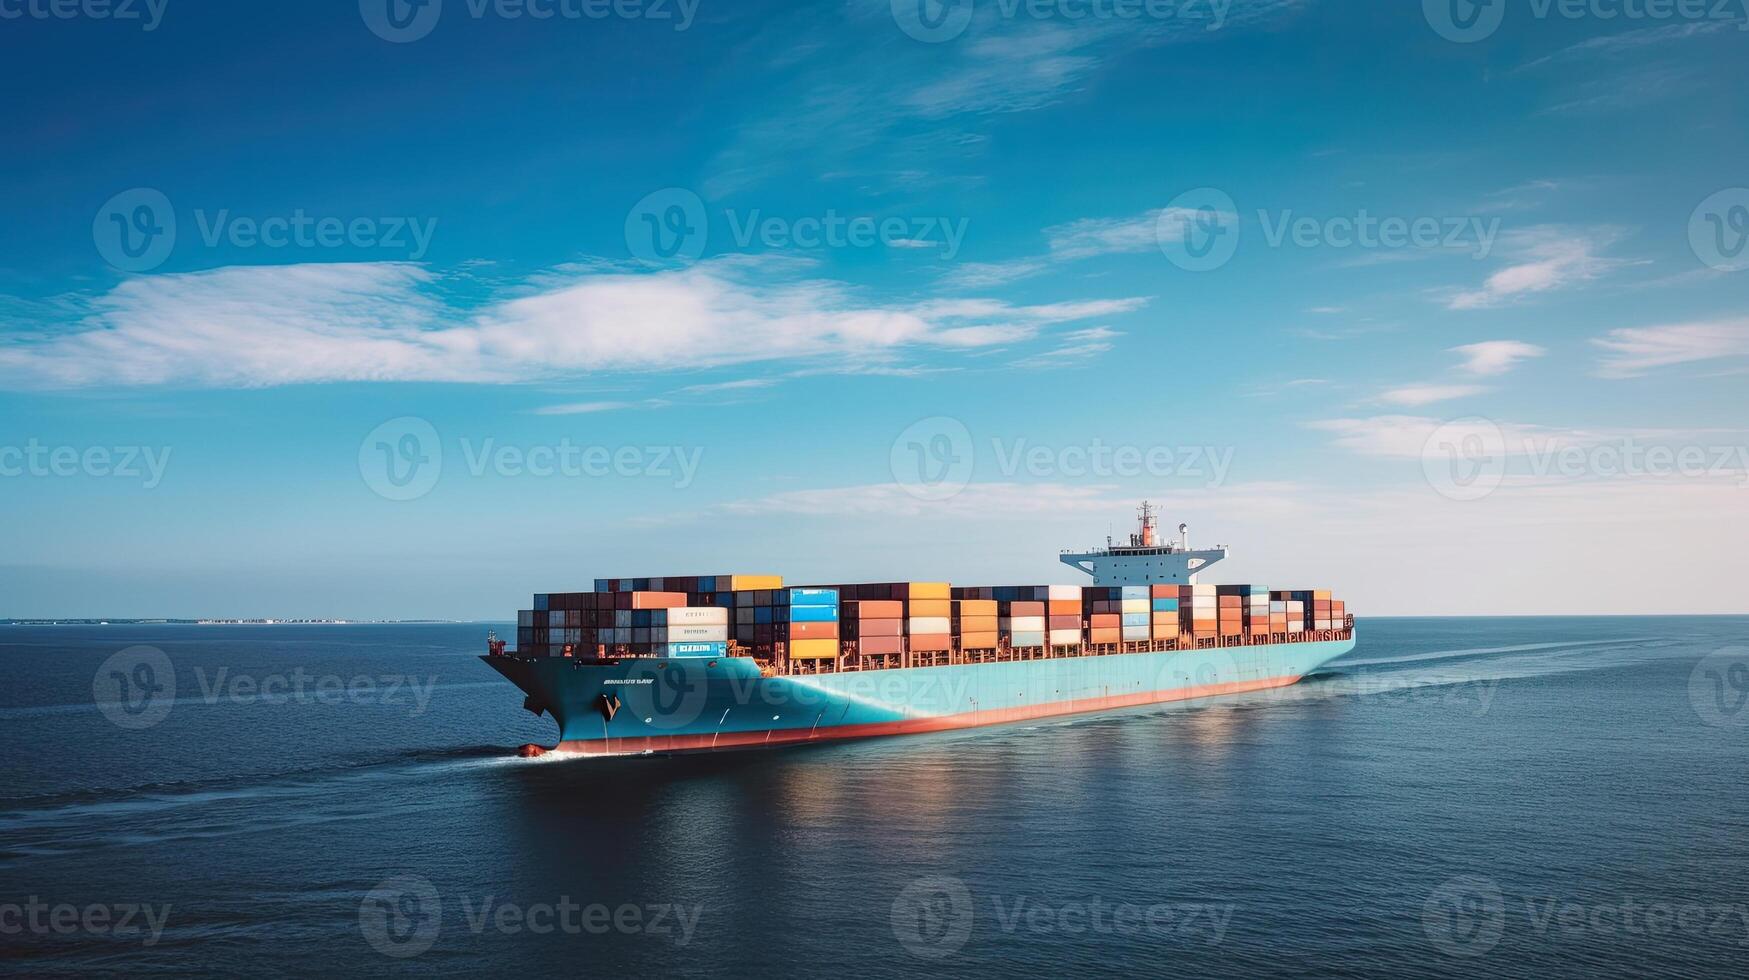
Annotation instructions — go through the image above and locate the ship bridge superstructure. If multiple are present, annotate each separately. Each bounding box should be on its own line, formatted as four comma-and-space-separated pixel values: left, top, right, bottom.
1059, 501, 1228, 587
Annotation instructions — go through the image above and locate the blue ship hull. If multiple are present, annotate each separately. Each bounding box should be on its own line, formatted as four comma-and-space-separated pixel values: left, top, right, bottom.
484, 634, 1356, 756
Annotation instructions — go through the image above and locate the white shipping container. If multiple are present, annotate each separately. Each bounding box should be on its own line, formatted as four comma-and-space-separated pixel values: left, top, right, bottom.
665, 607, 729, 625
1187, 584, 1217, 595
908, 616, 950, 634
1121, 598, 1149, 614
1047, 584, 1082, 600
671, 624, 728, 641
1048, 628, 1081, 646
1000, 616, 1047, 632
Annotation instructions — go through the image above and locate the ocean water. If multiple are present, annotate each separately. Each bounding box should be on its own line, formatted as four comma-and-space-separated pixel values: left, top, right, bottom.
2, 617, 1746, 977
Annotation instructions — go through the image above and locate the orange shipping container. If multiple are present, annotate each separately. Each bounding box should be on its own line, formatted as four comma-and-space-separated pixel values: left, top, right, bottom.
910, 632, 952, 652
910, 598, 951, 618
790, 621, 839, 640
960, 631, 999, 649
855, 618, 903, 636
860, 635, 903, 655
1089, 628, 1121, 644
850, 600, 904, 618
630, 592, 689, 609
954, 599, 998, 616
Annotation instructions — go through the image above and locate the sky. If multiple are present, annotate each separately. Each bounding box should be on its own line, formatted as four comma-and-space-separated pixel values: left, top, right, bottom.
2, 0, 1747, 619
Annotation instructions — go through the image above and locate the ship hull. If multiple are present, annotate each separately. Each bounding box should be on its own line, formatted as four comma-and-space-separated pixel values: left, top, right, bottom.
484, 635, 1355, 757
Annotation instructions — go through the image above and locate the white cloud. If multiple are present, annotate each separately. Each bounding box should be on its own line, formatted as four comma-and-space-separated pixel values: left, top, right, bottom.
0, 259, 1146, 389
1592, 318, 1749, 378
1307, 414, 1714, 461
1377, 384, 1488, 407
678, 378, 778, 395
1450, 340, 1547, 375
530, 401, 655, 415
1443, 227, 1630, 310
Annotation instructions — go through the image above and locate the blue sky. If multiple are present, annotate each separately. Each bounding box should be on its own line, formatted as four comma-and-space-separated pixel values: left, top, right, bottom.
2, 0, 1747, 618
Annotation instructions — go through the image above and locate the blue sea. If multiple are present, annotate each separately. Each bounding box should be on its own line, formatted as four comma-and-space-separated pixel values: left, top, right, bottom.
2, 618, 1746, 977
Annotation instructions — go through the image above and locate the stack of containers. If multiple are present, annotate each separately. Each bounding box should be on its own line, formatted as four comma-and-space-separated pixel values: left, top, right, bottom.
1181, 584, 1218, 638
787, 588, 840, 660
1213, 586, 1244, 637
844, 600, 904, 656
1120, 585, 1151, 642
727, 587, 791, 652
1333, 599, 1346, 628
657, 605, 729, 657
905, 583, 953, 653
1269, 596, 1288, 635
1048, 584, 1082, 647
999, 597, 1047, 649
1149, 585, 1180, 642
953, 599, 999, 650
1083, 586, 1123, 645
1313, 590, 1335, 631
1268, 591, 1309, 633
1214, 584, 1270, 637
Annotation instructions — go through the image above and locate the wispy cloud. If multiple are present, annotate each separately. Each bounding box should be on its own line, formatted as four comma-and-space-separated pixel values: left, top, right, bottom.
530, 400, 665, 416
1514, 20, 1738, 73
941, 204, 1236, 290
0, 258, 1146, 389
1376, 384, 1488, 407
1450, 340, 1547, 375
1442, 226, 1631, 310
1592, 318, 1749, 378
678, 378, 779, 395
1009, 326, 1121, 368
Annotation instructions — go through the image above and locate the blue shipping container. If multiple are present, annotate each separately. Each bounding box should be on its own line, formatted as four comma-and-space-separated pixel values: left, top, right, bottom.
790, 587, 839, 603
666, 641, 728, 658
1153, 598, 1179, 612
791, 604, 839, 623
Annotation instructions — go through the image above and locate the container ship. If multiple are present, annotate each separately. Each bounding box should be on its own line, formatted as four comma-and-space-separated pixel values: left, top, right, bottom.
483, 504, 1355, 757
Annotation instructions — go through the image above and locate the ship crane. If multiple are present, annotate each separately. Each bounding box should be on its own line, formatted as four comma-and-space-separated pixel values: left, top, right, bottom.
1060, 502, 1229, 586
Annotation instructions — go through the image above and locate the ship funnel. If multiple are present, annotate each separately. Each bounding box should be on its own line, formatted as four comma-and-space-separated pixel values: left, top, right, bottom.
1178, 523, 1189, 550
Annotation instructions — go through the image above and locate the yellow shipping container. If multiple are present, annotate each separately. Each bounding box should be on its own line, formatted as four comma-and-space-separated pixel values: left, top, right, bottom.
908, 582, 951, 600
725, 575, 784, 591
790, 638, 839, 659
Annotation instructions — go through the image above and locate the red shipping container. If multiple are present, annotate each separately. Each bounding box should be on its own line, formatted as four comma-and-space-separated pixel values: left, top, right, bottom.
850, 600, 903, 618
1150, 584, 1177, 598
1048, 615, 1080, 630
1006, 601, 1046, 616
630, 591, 689, 609
1090, 613, 1120, 627
790, 621, 839, 640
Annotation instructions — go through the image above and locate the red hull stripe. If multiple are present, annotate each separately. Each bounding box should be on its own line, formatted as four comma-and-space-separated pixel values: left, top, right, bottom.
549, 673, 1304, 757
